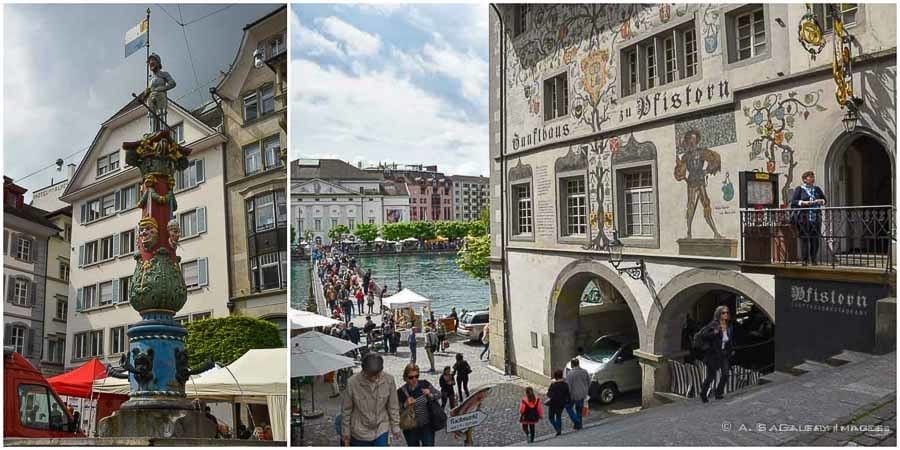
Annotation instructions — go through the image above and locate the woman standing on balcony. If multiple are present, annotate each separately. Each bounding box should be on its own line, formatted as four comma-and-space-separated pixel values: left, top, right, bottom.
790, 171, 827, 265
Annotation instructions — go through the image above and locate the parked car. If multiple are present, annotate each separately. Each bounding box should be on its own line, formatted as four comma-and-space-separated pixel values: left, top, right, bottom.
567, 334, 640, 404
458, 310, 489, 342
4, 347, 82, 438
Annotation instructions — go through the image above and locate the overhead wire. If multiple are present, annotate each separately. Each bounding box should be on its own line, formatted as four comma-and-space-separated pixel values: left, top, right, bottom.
14, 145, 91, 183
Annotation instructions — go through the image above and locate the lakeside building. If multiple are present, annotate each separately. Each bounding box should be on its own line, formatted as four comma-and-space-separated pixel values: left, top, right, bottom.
293, 159, 408, 246
450, 174, 490, 221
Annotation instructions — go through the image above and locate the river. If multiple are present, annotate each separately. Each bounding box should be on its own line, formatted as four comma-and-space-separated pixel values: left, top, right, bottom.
291, 253, 489, 315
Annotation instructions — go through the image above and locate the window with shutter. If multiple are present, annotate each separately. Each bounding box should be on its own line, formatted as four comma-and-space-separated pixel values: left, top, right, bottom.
76, 288, 84, 312
195, 159, 205, 183
198, 207, 207, 234
78, 244, 85, 267
6, 276, 14, 303
199, 258, 208, 287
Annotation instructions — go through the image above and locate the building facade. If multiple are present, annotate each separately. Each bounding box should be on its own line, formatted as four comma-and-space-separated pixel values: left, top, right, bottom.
215, 6, 288, 340
489, 4, 896, 406
293, 159, 405, 246
32, 169, 75, 376
450, 175, 490, 221
59, 100, 228, 369
4, 178, 60, 373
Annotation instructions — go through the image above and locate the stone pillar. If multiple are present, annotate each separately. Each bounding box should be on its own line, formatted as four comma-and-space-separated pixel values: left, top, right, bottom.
635, 350, 668, 408
875, 297, 896, 353
487, 259, 509, 373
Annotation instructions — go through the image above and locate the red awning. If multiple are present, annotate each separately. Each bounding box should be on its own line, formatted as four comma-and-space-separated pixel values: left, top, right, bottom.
47, 358, 110, 398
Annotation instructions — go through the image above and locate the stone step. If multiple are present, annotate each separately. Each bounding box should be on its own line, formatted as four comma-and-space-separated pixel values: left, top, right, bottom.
759, 370, 797, 384
826, 350, 872, 365
794, 359, 833, 374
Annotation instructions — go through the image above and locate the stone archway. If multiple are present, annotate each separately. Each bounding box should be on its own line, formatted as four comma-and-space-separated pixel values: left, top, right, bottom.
822, 127, 895, 208
545, 258, 647, 376
648, 267, 774, 357
641, 267, 774, 402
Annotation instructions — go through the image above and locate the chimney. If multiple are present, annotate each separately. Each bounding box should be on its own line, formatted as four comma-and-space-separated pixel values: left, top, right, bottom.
67, 163, 76, 180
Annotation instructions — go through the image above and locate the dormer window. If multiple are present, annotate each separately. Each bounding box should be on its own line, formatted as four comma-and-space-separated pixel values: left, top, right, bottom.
97, 151, 120, 177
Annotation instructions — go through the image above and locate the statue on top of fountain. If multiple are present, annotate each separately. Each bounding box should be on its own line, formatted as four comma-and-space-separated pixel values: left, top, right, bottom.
137, 53, 176, 133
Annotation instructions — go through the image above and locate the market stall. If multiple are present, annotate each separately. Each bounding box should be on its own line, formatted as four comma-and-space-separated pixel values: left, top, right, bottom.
381, 289, 433, 337
92, 348, 287, 441
48, 358, 128, 436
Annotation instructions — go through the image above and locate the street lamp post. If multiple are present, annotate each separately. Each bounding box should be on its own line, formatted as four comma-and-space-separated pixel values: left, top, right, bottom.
397, 262, 402, 291
607, 231, 645, 281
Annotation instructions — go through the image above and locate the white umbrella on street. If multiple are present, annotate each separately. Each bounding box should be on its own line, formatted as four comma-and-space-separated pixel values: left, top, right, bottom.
289, 308, 341, 329
291, 331, 362, 356
291, 348, 357, 418
290, 348, 356, 377
374, 237, 386, 243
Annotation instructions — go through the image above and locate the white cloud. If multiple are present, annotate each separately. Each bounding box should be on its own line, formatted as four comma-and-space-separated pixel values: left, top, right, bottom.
291, 58, 488, 177
422, 39, 488, 106
316, 16, 382, 57
292, 13, 343, 58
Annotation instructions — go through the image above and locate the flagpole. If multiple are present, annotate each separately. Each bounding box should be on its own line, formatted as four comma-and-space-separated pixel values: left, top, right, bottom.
145, 8, 151, 90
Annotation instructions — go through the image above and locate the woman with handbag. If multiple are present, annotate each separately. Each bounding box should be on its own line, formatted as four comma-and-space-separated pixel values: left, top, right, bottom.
439, 366, 456, 409
397, 364, 438, 446
519, 386, 543, 443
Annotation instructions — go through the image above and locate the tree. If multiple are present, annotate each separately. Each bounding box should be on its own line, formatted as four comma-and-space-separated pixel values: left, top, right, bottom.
185, 316, 283, 367
382, 222, 413, 241
457, 235, 490, 280
327, 224, 350, 243
410, 221, 436, 242
436, 221, 469, 240
354, 223, 379, 243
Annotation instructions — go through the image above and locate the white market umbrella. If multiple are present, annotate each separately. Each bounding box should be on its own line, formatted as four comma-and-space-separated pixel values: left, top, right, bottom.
382, 289, 432, 309
291, 349, 356, 377
291, 349, 356, 418
289, 308, 342, 329
374, 237, 386, 243
291, 331, 362, 356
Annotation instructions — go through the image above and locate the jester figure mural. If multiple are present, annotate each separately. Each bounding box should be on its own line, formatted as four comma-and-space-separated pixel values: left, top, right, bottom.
674, 129, 723, 240
97, 54, 215, 438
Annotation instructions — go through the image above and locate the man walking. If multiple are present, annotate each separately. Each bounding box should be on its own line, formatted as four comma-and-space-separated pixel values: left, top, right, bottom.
408, 328, 417, 364
564, 358, 590, 430
341, 354, 401, 446
424, 327, 438, 373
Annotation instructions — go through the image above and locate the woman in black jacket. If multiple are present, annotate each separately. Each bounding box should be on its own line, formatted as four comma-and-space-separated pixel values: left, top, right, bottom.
789, 171, 827, 265
397, 364, 436, 446
545, 369, 571, 436
699, 305, 735, 403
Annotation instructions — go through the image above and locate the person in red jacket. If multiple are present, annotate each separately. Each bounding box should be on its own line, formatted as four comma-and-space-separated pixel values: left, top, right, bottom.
519, 386, 543, 443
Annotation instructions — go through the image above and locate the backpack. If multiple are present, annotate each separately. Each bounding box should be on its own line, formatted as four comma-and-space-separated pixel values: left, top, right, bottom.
521, 399, 540, 423
692, 326, 710, 352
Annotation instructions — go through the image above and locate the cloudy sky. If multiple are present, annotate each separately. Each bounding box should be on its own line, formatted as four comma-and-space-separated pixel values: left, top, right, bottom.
4, 3, 280, 195
291, 4, 489, 177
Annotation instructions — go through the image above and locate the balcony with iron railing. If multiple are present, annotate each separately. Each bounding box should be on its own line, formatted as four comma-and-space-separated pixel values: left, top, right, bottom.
740, 205, 895, 272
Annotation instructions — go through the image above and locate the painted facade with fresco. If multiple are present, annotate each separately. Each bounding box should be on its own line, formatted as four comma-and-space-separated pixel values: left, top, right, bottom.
487, 4, 896, 406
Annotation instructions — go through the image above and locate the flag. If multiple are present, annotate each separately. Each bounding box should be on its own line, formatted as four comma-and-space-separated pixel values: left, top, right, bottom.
124, 18, 148, 58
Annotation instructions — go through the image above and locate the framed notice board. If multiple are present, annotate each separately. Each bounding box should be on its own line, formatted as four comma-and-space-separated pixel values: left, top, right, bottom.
739, 171, 779, 208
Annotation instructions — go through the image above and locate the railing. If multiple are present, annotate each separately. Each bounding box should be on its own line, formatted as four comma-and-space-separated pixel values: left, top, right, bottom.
740, 205, 895, 271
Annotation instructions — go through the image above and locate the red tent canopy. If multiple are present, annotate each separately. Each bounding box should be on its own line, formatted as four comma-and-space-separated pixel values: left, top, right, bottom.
47, 358, 109, 398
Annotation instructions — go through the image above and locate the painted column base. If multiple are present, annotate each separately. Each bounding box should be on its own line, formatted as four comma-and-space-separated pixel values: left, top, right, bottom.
96, 408, 217, 438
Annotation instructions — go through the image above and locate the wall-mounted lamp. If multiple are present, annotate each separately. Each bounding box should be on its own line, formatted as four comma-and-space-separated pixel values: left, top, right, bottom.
842, 97, 864, 133
775, 17, 786, 27
608, 231, 645, 281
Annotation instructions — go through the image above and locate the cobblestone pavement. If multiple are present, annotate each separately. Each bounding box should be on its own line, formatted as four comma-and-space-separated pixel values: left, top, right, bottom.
782, 397, 895, 447
526, 352, 895, 447
296, 335, 641, 446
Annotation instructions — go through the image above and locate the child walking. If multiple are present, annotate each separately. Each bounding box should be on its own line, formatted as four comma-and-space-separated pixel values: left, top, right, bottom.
519, 386, 543, 443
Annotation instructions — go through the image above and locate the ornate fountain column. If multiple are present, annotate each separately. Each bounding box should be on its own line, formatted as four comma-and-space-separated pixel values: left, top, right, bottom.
97, 128, 216, 438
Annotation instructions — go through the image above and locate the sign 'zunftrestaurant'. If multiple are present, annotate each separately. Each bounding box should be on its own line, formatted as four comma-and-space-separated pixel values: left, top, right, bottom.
775, 277, 888, 370
511, 80, 732, 153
